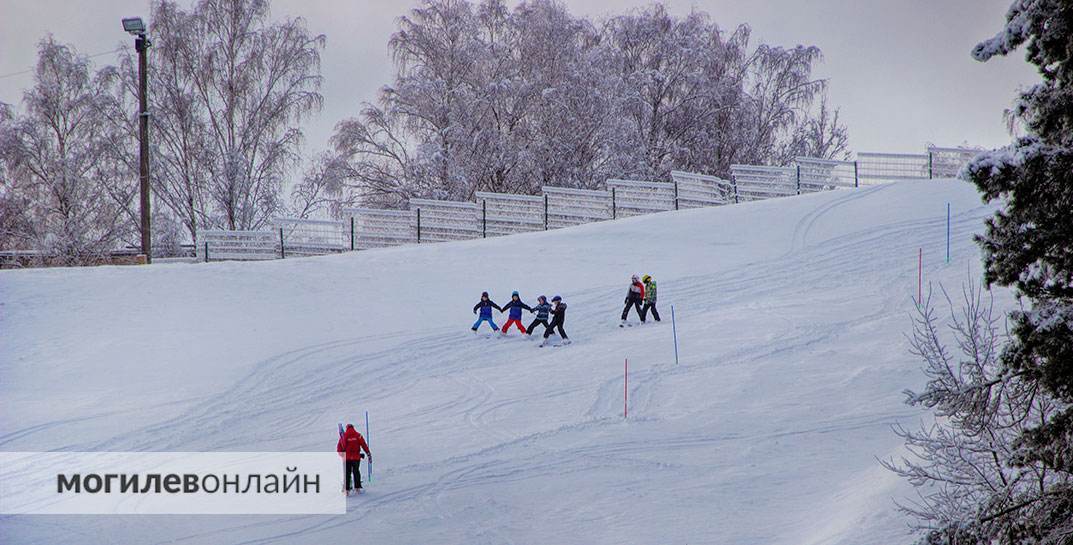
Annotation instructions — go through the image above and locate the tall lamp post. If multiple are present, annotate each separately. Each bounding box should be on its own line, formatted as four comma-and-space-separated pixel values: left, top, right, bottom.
122, 17, 152, 263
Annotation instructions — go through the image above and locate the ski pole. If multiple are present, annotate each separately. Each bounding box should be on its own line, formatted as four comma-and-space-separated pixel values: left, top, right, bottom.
365, 411, 372, 483
671, 305, 679, 366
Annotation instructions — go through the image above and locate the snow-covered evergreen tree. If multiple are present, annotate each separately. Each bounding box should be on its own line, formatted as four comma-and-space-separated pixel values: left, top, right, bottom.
889, 2, 1073, 542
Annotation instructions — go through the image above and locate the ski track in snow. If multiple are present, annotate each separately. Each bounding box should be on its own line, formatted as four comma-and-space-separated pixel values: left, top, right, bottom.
0, 181, 1005, 545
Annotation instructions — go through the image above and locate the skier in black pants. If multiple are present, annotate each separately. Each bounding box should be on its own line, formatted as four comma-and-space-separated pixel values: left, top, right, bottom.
640, 274, 660, 323
540, 295, 570, 346
620, 275, 645, 326
527, 295, 552, 337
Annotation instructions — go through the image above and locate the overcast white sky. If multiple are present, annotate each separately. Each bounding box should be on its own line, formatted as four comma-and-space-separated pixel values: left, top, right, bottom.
0, 0, 1038, 157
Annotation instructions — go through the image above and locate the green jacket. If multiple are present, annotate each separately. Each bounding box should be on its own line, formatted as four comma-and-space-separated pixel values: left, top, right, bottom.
643, 280, 657, 303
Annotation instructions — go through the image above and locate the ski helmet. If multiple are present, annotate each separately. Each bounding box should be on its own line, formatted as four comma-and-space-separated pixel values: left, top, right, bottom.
631, 274, 639, 282
551, 295, 562, 302
642, 274, 651, 283
481, 291, 489, 298
512, 290, 519, 297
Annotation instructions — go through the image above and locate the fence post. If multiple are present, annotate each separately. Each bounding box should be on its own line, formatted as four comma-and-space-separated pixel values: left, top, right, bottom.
350, 216, 355, 251
733, 181, 740, 204
279, 227, 285, 259
796, 164, 801, 195
482, 199, 487, 238
416, 208, 421, 244
928, 152, 934, 179
674, 180, 679, 210
612, 187, 617, 219
544, 194, 549, 230
853, 161, 860, 188
204, 241, 209, 263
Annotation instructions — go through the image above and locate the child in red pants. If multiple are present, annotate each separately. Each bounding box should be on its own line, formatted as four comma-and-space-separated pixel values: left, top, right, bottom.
499, 291, 533, 335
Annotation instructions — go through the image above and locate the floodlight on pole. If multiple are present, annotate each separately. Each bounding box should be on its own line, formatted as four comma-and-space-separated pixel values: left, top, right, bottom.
122, 16, 152, 263
122, 17, 146, 35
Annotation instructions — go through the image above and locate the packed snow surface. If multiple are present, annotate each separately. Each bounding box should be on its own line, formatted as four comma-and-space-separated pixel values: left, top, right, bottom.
0, 180, 1006, 544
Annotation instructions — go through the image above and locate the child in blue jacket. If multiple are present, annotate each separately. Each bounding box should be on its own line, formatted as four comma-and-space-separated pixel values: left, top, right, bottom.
472, 291, 503, 333
500, 291, 533, 335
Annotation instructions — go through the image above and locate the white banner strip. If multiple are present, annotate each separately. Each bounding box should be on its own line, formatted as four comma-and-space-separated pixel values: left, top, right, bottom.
0, 452, 346, 514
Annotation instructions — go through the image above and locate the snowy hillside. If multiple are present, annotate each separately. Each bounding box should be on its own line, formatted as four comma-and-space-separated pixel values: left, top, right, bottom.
0, 180, 1006, 544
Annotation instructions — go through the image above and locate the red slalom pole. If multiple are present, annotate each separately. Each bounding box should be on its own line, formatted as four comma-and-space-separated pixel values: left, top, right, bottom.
624, 358, 628, 419
918, 248, 922, 305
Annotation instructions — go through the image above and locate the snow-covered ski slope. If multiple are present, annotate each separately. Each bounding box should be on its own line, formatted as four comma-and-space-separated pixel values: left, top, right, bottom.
1, 180, 1009, 544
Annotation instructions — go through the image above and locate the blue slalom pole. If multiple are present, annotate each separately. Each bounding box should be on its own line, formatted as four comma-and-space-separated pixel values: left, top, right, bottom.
365, 411, 372, 483
946, 203, 950, 263
671, 305, 679, 366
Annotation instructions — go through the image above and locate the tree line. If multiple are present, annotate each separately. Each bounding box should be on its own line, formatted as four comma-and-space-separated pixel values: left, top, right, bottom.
0, 0, 847, 263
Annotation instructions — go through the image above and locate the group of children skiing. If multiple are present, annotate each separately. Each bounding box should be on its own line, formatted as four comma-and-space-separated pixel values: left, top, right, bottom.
473, 291, 568, 347
470, 273, 660, 345
339, 273, 662, 496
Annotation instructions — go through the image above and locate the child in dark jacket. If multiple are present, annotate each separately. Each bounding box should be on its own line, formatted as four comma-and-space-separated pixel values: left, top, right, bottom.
500, 291, 532, 335
472, 291, 503, 333
527, 295, 552, 337
540, 295, 570, 346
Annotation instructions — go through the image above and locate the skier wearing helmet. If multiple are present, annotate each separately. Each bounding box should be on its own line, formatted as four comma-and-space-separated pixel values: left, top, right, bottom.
540, 295, 570, 346
620, 274, 645, 326
640, 274, 660, 323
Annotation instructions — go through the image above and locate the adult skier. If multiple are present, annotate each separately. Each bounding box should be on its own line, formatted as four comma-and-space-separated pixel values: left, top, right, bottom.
527, 295, 552, 337
541, 295, 570, 346
500, 291, 533, 335
620, 274, 645, 326
336, 423, 371, 495
640, 274, 660, 323
472, 291, 503, 333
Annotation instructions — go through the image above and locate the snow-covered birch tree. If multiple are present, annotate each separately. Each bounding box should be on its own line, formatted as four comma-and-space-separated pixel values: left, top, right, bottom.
0, 38, 136, 264
142, 0, 325, 234
327, 0, 846, 210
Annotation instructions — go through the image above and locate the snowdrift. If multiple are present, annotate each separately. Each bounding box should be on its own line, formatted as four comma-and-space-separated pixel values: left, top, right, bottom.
0, 180, 1004, 544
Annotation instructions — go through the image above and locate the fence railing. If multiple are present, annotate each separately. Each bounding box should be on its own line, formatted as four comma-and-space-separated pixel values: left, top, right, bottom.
670, 171, 735, 208
543, 186, 613, 227
190, 144, 980, 262
409, 198, 481, 243
794, 158, 859, 192
196, 230, 278, 261
856, 152, 932, 184
606, 179, 677, 217
475, 192, 545, 236
274, 217, 349, 256
345, 208, 416, 250
927, 146, 982, 178
730, 165, 798, 201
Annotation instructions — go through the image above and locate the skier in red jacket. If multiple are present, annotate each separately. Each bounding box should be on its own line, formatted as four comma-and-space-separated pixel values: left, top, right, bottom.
336, 424, 372, 494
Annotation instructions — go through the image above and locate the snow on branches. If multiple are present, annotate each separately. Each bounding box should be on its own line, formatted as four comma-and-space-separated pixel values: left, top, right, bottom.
326, 0, 848, 209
